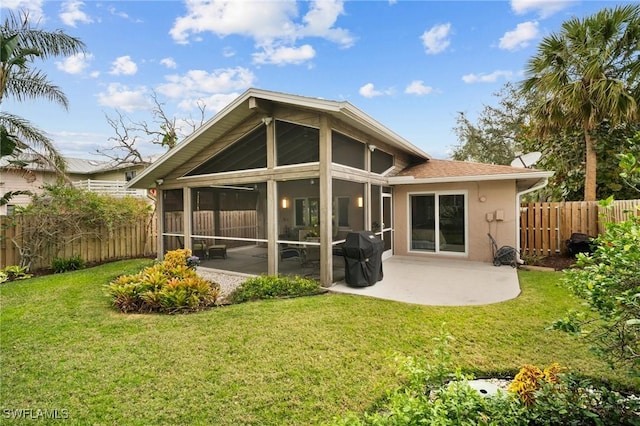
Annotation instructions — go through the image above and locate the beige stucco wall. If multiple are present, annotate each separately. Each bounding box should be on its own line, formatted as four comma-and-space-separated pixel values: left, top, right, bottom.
392, 180, 518, 262
0, 170, 60, 214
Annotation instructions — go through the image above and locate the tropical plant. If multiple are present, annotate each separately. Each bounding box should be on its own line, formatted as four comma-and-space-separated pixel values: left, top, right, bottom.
106, 249, 219, 313
520, 5, 640, 201
0, 9, 86, 175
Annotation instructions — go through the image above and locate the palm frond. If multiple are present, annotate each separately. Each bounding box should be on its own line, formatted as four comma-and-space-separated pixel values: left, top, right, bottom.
0, 111, 66, 174
4, 68, 69, 108
1, 10, 86, 59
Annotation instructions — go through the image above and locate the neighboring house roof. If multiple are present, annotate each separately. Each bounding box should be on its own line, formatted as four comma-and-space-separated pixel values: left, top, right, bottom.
0, 154, 146, 175
389, 158, 554, 191
129, 88, 431, 189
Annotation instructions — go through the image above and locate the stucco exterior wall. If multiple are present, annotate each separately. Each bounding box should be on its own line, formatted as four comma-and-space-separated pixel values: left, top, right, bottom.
392, 180, 518, 262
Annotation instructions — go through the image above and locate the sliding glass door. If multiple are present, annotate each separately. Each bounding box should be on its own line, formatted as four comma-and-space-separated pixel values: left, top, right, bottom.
410, 192, 466, 254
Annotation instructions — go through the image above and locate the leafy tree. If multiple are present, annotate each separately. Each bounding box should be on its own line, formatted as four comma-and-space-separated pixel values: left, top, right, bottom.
521, 123, 640, 200
619, 132, 640, 194
0, 10, 86, 173
520, 5, 640, 201
451, 83, 530, 165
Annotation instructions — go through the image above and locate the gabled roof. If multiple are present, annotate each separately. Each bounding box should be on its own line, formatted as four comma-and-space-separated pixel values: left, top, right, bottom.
128, 88, 431, 189
389, 158, 554, 191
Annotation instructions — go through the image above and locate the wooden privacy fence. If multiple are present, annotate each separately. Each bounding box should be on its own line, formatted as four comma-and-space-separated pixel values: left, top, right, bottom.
0, 215, 157, 270
520, 199, 640, 257
163, 210, 259, 251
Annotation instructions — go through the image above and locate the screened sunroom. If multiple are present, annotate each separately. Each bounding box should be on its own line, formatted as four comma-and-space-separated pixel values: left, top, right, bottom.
152, 106, 408, 285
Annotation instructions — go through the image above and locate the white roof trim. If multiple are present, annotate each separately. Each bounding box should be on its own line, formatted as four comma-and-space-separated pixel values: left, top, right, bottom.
388, 170, 555, 185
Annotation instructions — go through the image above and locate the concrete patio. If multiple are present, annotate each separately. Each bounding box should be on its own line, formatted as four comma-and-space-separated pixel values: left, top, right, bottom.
330, 256, 521, 306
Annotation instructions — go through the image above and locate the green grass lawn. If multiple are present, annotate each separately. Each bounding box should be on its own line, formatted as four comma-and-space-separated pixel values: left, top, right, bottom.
1, 259, 637, 425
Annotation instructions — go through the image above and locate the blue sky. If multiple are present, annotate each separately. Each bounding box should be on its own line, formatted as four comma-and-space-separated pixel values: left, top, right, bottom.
2, 0, 630, 161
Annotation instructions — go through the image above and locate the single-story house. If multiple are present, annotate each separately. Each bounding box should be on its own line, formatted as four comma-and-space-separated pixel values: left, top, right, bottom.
0, 155, 151, 215
128, 88, 553, 286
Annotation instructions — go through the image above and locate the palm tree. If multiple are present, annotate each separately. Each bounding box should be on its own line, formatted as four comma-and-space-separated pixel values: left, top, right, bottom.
0, 10, 86, 173
521, 5, 640, 201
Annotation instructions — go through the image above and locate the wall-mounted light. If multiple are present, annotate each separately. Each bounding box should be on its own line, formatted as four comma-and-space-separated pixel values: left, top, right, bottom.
155, 178, 164, 186
281, 197, 289, 209
357, 196, 364, 208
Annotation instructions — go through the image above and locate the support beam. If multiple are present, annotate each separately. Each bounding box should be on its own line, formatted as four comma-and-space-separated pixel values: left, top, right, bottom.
183, 187, 192, 252
248, 97, 273, 115
319, 115, 333, 286
267, 179, 278, 275
156, 189, 164, 259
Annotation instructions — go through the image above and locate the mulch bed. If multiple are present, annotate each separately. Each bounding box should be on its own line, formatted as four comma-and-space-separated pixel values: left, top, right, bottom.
533, 255, 578, 271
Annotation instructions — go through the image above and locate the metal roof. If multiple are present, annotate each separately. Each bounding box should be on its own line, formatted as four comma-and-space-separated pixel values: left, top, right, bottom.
128, 88, 432, 189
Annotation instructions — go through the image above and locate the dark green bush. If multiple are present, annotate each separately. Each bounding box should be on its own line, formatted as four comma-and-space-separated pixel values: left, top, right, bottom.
51, 255, 85, 273
227, 275, 323, 303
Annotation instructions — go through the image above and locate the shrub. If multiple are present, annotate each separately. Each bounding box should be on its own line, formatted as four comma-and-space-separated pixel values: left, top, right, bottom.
331, 332, 639, 426
508, 363, 564, 406
227, 275, 323, 304
51, 255, 85, 273
106, 249, 219, 314
556, 199, 640, 373
0, 265, 32, 283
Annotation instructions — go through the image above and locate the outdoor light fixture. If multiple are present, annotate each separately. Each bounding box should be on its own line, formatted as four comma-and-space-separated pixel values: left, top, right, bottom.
155, 178, 164, 186
357, 196, 364, 208
281, 198, 289, 209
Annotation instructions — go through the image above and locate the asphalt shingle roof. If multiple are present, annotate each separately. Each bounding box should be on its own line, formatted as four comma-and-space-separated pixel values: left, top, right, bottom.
398, 158, 544, 179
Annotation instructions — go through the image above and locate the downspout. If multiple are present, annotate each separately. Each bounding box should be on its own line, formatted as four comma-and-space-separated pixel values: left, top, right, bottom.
515, 178, 549, 263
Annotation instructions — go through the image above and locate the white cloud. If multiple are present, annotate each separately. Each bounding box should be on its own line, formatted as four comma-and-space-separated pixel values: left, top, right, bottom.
462, 70, 514, 84
160, 57, 178, 69
156, 67, 255, 100
109, 56, 138, 76
499, 21, 539, 51
107, 5, 130, 20
89, 70, 100, 78
2, 0, 45, 22
299, 0, 354, 47
169, 0, 352, 65
223, 47, 236, 58
176, 92, 241, 114
253, 44, 315, 65
405, 80, 433, 95
510, 0, 574, 18
359, 83, 393, 98
55, 53, 93, 74
97, 83, 151, 112
59, 1, 93, 27
421, 23, 451, 55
